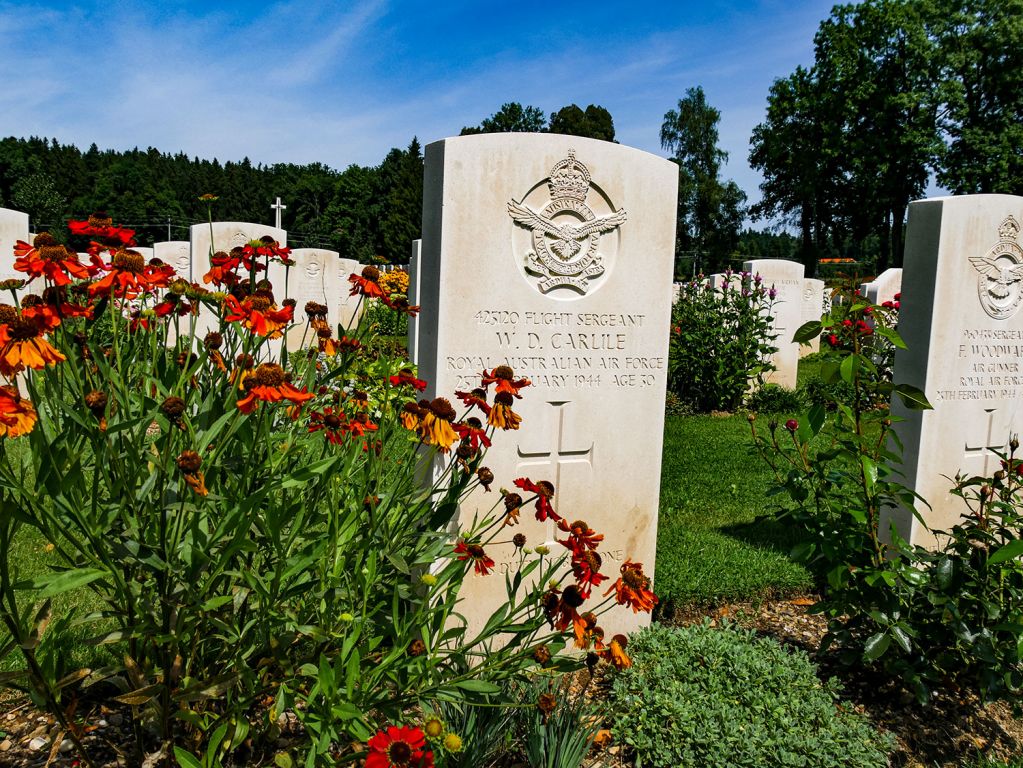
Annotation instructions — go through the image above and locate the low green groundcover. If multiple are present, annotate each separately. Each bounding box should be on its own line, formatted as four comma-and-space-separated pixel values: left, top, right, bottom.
609, 622, 892, 768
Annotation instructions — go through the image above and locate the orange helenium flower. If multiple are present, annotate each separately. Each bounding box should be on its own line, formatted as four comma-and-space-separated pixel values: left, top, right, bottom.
348, 265, 386, 299
13, 235, 91, 286
605, 560, 658, 613
481, 365, 531, 397
236, 363, 315, 413
0, 317, 66, 376
487, 391, 521, 430
223, 294, 294, 338
366, 725, 433, 768
454, 540, 495, 576
418, 398, 459, 452
89, 248, 168, 297
0, 387, 37, 437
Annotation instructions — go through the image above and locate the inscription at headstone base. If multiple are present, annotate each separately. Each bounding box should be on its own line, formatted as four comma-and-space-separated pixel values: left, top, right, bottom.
889, 195, 1023, 546
418, 134, 678, 636
742, 259, 805, 389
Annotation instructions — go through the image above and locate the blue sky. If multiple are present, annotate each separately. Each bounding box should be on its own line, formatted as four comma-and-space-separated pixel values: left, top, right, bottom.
0, 0, 836, 218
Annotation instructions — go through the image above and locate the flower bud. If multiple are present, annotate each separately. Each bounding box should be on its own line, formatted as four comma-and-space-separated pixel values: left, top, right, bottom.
784, 419, 798, 432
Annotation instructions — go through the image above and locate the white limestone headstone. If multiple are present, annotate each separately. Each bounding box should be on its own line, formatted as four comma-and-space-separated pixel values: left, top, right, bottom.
337, 258, 365, 333
267, 248, 342, 351
418, 134, 678, 636
889, 195, 1023, 546
742, 259, 805, 388
154, 241, 191, 281
861, 268, 903, 306
0, 208, 30, 282
189, 222, 288, 343
800, 278, 825, 357
408, 240, 422, 364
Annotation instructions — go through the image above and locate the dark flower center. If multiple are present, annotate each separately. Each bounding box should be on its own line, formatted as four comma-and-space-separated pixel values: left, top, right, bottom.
387, 741, 412, 764
622, 568, 648, 590
6, 318, 38, 341
251, 364, 286, 387
112, 250, 145, 273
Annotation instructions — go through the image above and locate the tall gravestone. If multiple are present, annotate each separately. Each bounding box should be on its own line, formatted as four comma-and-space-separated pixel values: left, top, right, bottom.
800, 278, 825, 357
267, 248, 342, 351
0, 208, 29, 282
742, 259, 805, 389
889, 195, 1023, 545
189, 222, 287, 342
154, 241, 192, 281
337, 258, 366, 333
418, 134, 678, 636
408, 240, 422, 364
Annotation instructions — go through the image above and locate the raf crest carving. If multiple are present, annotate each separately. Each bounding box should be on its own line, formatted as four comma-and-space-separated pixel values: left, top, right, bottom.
508, 150, 626, 294
970, 215, 1023, 320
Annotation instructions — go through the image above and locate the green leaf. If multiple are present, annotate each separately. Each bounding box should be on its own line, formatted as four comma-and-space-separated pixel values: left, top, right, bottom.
839, 354, 858, 385
807, 404, 826, 437
860, 455, 878, 496
863, 632, 891, 661
18, 568, 107, 598
893, 383, 932, 411
890, 625, 913, 654
452, 679, 501, 694
874, 326, 907, 349
792, 321, 822, 344
989, 538, 1023, 565
173, 747, 203, 768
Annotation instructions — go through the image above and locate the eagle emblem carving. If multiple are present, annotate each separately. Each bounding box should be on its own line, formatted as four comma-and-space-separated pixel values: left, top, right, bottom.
508, 150, 626, 294
970, 215, 1023, 320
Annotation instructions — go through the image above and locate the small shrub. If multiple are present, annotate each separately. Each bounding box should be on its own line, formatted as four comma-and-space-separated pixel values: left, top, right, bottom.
608, 622, 892, 768
745, 383, 805, 414
668, 271, 777, 412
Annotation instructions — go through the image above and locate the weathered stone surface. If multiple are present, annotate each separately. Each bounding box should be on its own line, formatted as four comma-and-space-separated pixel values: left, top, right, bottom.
268, 248, 341, 351
0, 208, 29, 282
417, 133, 677, 636
861, 268, 903, 306
889, 195, 1023, 545
337, 259, 366, 333
153, 241, 192, 281
742, 259, 805, 388
408, 240, 422, 364
800, 278, 825, 357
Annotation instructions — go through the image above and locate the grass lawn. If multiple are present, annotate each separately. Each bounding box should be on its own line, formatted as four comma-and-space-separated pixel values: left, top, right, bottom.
654, 411, 813, 614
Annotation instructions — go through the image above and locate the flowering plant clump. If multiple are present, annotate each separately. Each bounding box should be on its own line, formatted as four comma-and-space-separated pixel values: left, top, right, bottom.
753, 286, 1023, 704
668, 269, 778, 412
0, 203, 654, 766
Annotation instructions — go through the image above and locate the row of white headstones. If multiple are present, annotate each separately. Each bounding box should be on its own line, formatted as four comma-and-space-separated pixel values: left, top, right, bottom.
671, 264, 906, 390
2, 137, 1020, 637
0, 213, 375, 350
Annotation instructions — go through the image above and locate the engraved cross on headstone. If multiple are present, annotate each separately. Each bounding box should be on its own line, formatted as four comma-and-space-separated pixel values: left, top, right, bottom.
963, 408, 1007, 476
271, 197, 287, 229
516, 401, 594, 541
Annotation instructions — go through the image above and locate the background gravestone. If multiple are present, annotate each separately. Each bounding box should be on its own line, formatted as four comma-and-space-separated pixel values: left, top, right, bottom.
0, 208, 29, 282
189, 222, 287, 343
337, 258, 365, 333
154, 241, 192, 281
800, 278, 825, 357
418, 133, 677, 636
889, 194, 1023, 545
861, 268, 903, 306
408, 240, 422, 364
742, 259, 805, 389
268, 248, 341, 351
